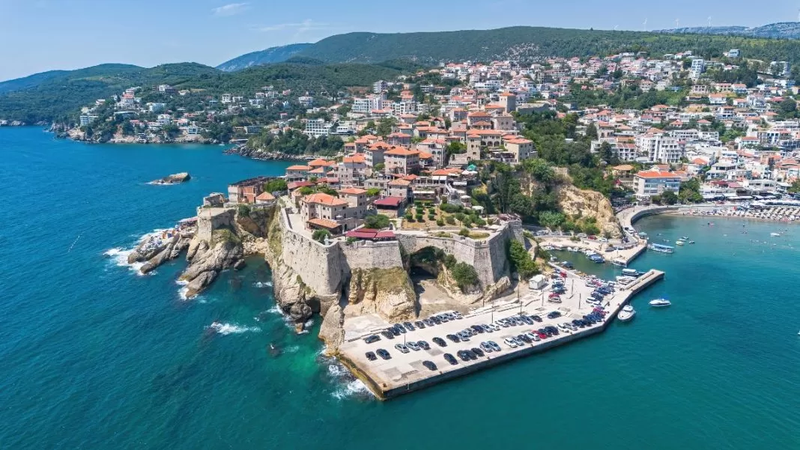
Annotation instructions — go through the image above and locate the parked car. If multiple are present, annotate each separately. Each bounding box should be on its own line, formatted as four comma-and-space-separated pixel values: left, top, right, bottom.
446, 334, 460, 343
417, 340, 430, 350
432, 337, 447, 347
363, 335, 380, 344
365, 351, 377, 361
394, 343, 410, 353
444, 353, 457, 365
422, 360, 437, 371
457, 350, 470, 361
376, 349, 391, 360
489, 341, 501, 352
414, 320, 425, 329
530, 315, 542, 323
480, 341, 493, 353
504, 338, 518, 348
403, 321, 415, 332
406, 341, 420, 351
471, 347, 485, 357
380, 330, 394, 340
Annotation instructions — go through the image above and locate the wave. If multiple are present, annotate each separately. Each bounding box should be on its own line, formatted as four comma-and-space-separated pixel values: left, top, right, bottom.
206, 322, 261, 336
253, 281, 273, 288
103, 247, 147, 275
322, 354, 373, 400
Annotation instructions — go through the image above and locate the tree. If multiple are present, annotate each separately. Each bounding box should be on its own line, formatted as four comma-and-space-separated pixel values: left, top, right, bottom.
522, 158, 555, 183
450, 262, 478, 291
312, 229, 331, 243
508, 240, 539, 279
538, 211, 565, 229
788, 180, 800, 194
376, 118, 396, 137
264, 178, 288, 193
366, 187, 381, 197
374, 163, 385, 172
365, 214, 390, 229
661, 190, 678, 205
584, 123, 598, 140
446, 141, 467, 157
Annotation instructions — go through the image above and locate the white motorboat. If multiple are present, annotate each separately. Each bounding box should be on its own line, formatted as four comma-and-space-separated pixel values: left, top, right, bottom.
617, 305, 636, 322
649, 298, 672, 308
770, 232, 781, 237
675, 239, 685, 246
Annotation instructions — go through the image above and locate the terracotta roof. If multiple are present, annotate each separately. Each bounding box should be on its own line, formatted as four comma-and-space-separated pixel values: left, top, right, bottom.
385, 147, 419, 156
307, 218, 340, 230
343, 155, 365, 163
613, 164, 634, 171
303, 193, 347, 206
286, 165, 310, 171
635, 171, 679, 179
374, 196, 403, 207
309, 158, 333, 167
256, 192, 275, 201
388, 179, 411, 187
338, 187, 367, 195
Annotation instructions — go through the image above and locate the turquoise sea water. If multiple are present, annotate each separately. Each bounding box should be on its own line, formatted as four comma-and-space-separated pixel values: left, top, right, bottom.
1, 127, 799, 449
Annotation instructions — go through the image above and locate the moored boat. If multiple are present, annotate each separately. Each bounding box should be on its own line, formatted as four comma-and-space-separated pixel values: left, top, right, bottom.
675, 239, 685, 246
611, 258, 627, 267
649, 298, 671, 307
617, 305, 636, 322
648, 243, 674, 254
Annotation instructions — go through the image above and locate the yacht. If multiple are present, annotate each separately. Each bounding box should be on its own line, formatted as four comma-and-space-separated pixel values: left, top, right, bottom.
617, 305, 636, 322
675, 239, 685, 246
611, 258, 627, 267
648, 243, 675, 254
621, 268, 640, 277
649, 298, 672, 308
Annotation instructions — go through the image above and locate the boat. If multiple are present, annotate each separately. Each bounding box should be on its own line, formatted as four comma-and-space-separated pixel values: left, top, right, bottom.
621, 268, 640, 277
675, 239, 685, 246
615, 275, 637, 285
617, 305, 636, 322
687, 240, 695, 244
771, 232, 781, 237
611, 258, 627, 267
680, 236, 689, 241
649, 298, 672, 308
648, 243, 674, 254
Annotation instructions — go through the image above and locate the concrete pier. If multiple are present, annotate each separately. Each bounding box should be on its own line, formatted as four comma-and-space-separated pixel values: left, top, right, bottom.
337, 267, 664, 400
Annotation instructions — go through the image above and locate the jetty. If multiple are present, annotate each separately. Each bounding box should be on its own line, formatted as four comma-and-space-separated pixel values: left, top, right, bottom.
338, 266, 664, 400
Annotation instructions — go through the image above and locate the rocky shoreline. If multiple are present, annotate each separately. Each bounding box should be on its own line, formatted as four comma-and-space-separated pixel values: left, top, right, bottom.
224, 144, 330, 161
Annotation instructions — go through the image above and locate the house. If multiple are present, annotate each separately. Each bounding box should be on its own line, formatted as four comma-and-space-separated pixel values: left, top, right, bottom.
611, 164, 636, 189
384, 147, 420, 175
387, 179, 413, 200
228, 177, 270, 204
285, 165, 311, 182
300, 193, 349, 234
634, 171, 681, 199
255, 192, 276, 206
373, 196, 405, 218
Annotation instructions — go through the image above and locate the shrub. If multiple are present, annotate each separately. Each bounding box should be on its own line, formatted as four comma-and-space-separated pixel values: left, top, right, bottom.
428, 213, 436, 220
451, 262, 478, 291
508, 240, 539, 279
415, 214, 424, 221
263, 179, 288, 193
312, 229, 331, 243
445, 216, 456, 225
365, 214, 390, 229
237, 204, 251, 217
405, 213, 414, 222
454, 212, 466, 222
436, 219, 445, 227
474, 218, 486, 227
459, 228, 470, 237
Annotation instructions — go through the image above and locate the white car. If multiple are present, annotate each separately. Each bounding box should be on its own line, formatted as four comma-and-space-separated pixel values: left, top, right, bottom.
503, 338, 518, 348
394, 343, 410, 353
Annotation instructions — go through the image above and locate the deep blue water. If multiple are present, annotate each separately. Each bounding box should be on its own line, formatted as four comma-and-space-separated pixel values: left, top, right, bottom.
1, 127, 799, 449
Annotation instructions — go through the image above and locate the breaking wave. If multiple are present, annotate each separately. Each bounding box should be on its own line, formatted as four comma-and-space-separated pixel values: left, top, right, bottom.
206, 322, 261, 336
322, 354, 372, 400
253, 281, 273, 288
103, 247, 146, 275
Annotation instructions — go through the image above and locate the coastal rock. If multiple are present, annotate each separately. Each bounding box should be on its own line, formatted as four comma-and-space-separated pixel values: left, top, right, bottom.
555, 184, 622, 238
233, 259, 246, 270
481, 276, 512, 302
289, 301, 313, 322
344, 267, 417, 323
149, 172, 191, 185
318, 303, 345, 353
179, 229, 243, 298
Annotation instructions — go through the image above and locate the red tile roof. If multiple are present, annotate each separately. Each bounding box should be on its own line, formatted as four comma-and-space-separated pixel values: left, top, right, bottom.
303, 193, 347, 206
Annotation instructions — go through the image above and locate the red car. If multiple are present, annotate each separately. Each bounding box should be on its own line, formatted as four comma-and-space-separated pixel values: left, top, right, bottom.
537, 331, 548, 339
549, 293, 560, 299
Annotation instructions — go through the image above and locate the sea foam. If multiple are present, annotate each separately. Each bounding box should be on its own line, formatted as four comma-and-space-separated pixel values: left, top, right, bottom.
206, 322, 261, 336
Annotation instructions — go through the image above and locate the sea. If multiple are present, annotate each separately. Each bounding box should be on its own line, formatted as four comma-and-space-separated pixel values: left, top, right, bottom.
1, 127, 798, 449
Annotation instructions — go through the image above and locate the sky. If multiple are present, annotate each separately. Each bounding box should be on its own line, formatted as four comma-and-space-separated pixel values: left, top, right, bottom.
0, 0, 797, 81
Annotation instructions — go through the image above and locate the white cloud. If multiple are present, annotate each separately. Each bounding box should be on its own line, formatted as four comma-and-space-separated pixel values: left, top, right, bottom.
212, 3, 249, 17
256, 19, 336, 34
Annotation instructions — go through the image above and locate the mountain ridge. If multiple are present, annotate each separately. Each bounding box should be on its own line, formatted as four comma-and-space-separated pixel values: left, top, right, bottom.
216, 43, 313, 72
656, 22, 800, 40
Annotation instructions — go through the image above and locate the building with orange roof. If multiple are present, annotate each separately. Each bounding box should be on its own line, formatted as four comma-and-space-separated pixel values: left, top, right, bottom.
384, 147, 420, 175
300, 191, 367, 234
634, 170, 681, 199
285, 165, 311, 181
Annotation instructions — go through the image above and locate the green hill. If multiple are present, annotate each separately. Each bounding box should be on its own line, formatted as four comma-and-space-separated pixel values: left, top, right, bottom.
0, 60, 419, 123
297, 26, 800, 64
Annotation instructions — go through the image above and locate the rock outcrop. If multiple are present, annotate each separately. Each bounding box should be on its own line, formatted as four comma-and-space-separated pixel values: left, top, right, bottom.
344, 268, 417, 323
149, 172, 191, 185
180, 229, 244, 298
556, 184, 622, 238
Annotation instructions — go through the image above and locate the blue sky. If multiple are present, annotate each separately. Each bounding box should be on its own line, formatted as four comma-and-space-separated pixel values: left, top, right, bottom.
0, 0, 796, 81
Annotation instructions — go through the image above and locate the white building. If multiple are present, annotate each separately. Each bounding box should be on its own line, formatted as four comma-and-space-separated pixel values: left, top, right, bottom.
634, 171, 681, 199
304, 118, 333, 137
79, 115, 99, 127
637, 134, 683, 164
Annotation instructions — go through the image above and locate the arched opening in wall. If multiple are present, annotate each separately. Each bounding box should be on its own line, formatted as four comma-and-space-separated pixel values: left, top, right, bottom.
407, 246, 458, 305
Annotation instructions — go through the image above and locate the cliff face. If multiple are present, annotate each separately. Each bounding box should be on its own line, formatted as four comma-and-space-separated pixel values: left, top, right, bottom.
556, 184, 622, 238
181, 230, 243, 298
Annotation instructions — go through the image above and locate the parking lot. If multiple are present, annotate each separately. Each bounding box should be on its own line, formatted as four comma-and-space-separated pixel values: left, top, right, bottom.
338, 267, 658, 398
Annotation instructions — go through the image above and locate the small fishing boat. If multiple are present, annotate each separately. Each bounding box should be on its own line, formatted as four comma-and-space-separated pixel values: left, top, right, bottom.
617, 305, 636, 322
771, 232, 781, 237
649, 298, 671, 308
675, 239, 685, 246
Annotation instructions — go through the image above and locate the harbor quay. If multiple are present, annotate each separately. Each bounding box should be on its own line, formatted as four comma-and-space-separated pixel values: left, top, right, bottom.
338, 266, 664, 400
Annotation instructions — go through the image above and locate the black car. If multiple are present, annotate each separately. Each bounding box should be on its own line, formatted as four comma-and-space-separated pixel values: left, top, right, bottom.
389, 326, 400, 336
380, 330, 394, 339
444, 353, 458, 365
547, 311, 562, 319
414, 320, 425, 329
521, 315, 534, 325
363, 335, 380, 344
470, 325, 484, 333
403, 321, 415, 332
423, 318, 435, 327
531, 315, 543, 322
376, 349, 391, 360
432, 316, 442, 324
394, 324, 406, 334
464, 350, 477, 360
446, 334, 461, 343
471, 347, 485, 357
422, 360, 437, 371
518, 334, 531, 343
432, 337, 447, 347
457, 350, 470, 361
417, 340, 430, 350
366, 351, 377, 361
